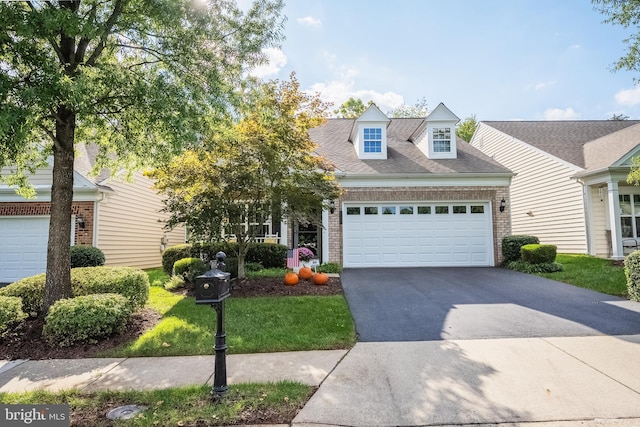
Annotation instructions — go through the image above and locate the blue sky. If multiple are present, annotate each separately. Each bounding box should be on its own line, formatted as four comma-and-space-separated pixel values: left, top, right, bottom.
248, 0, 640, 121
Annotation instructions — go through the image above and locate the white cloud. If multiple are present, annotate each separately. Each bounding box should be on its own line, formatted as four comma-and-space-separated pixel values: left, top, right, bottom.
570, 44, 581, 49
249, 48, 287, 78
309, 79, 404, 114
535, 80, 556, 91
544, 107, 580, 120
615, 85, 640, 106
297, 16, 322, 28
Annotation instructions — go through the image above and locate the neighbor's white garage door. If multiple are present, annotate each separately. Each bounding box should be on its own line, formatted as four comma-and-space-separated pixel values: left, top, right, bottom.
0, 217, 50, 283
343, 202, 494, 267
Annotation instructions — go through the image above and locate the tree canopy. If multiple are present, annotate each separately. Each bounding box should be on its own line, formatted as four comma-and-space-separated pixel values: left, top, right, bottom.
0, 0, 284, 310
387, 97, 429, 118
149, 74, 341, 278
334, 97, 373, 118
594, 0, 640, 78
456, 115, 477, 142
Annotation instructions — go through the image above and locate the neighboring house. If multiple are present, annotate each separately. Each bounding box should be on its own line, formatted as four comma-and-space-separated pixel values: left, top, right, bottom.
470, 120, 640, 260
0, 143, 185, 283
301, 103, 513, 268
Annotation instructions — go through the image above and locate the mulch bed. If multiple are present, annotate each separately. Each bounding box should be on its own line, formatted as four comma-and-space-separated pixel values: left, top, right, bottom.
0, 276, 342, 361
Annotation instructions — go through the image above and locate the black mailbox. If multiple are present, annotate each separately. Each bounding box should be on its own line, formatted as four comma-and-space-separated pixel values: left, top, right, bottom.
195, 268, 230, 304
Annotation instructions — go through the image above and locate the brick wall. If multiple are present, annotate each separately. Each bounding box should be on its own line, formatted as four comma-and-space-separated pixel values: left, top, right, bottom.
327, 186, 511, 266
0, 201, 94, 246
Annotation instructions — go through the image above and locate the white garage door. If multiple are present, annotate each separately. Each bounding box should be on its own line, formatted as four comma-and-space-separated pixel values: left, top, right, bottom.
343, 202, 494, 267
0, 217, 50, 283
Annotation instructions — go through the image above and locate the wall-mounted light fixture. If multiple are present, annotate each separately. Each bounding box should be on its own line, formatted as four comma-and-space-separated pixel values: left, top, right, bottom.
499, 198, 506, 213
76, 214, 85, 229
329, 200, 336, 214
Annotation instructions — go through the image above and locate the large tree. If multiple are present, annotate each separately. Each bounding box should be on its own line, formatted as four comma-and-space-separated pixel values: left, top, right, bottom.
594, 0, 640, 76
0, 0, 284, 311
149, 74, 341, 278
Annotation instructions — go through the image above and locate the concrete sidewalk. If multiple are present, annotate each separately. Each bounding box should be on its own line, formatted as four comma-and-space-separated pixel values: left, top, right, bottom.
2, 336, 640, 426
0, 349, 347, 393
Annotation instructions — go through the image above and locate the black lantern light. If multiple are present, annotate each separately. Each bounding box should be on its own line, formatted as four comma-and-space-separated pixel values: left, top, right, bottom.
499, 198, 506, 213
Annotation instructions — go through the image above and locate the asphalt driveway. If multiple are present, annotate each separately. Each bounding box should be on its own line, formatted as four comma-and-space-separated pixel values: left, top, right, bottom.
341, 267, 640, 341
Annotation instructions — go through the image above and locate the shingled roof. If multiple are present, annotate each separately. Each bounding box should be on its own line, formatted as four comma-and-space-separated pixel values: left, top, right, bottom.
310, 118, 511, 176
484, 121, 640, 169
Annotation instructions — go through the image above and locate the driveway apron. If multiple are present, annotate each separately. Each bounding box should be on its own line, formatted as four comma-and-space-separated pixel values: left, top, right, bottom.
340, 267, 640, 341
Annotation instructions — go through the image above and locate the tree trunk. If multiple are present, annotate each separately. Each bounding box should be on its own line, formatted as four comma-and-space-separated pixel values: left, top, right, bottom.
44, 105, 76, 312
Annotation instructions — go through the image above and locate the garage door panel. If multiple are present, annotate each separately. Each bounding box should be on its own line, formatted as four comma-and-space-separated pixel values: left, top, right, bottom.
343, 202, 493, 267
0, 217, 52, 283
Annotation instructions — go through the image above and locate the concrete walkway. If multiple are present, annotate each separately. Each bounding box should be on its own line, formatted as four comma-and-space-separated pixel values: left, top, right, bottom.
2, 336, 640, 426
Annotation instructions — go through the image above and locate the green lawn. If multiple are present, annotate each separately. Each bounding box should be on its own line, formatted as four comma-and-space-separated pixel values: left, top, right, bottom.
103, 270, 356, 358
536, 254, 627, 297
0, 382, 312, 426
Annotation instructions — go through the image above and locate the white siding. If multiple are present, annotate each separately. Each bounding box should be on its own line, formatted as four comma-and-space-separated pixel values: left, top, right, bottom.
0, 166, 53, 187
472, 124, 587, 253
97, 171, 185, 269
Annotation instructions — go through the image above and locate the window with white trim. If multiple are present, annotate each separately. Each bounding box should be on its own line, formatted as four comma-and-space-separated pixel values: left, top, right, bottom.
433, 127, 451, 153
363, 128, 382, 153
619, 194, 640, 238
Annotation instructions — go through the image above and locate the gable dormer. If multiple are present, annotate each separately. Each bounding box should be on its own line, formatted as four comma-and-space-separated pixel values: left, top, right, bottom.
350, 104, 390, 160
415, 102, 460, 159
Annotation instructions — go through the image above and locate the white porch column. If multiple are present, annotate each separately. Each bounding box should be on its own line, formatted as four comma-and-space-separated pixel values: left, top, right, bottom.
321, 208, 329, 264
583, 184, 596, 256
280, 218, 288, 248
607, 181, 624, 259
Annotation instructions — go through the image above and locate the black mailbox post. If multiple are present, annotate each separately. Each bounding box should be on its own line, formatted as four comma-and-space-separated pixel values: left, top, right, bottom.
195, 252, 230, 398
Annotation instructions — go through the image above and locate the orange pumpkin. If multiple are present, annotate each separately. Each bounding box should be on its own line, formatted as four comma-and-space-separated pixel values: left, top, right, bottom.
284, 272, 299, 286
298, 267, 313, 280
312, 272, 329, 286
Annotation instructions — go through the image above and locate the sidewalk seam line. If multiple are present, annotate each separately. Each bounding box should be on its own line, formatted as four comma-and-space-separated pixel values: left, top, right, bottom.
79, 357, 129, 392
540, 337, 640, 396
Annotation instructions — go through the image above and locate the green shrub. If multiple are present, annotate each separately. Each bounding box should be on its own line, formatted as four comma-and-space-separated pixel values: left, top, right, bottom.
0, 295, 27, 336
225, 257, 239, 279
71, 267, 149, 310
43, 294, 132, 347
70, 245, 105, 268
245, 262, 263, 272
505, 260, 564, 274
192, 242, 287, 269
521, 244, 557, 264
173, 257, 208, 283
624, 251, 640, 302
162, 244, 193, 275
316, 263, 342, 274
502, 235, 540, 262
163, 275, 186, 291
0, 274, 46, 317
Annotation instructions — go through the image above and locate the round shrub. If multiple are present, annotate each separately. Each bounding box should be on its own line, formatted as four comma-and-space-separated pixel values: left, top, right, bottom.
162, 244, 193, 275
70, 245, 105, 268
502, 235, 540, 262
0, 274, 46, 317
71, 267, 149, 309
624, 251, 640, 302
0, 295, 27, 337
43, 294, 132, 347
521, 244, 557, 264
173, 257, 208, 283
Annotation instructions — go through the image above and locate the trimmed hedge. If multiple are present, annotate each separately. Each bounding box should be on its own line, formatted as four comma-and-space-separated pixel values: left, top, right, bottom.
0, 295, 27, 337
192, 242, 287, 269
624, 251, 640, 302
521, 244, 557, 264
70, 245, 105, 268
42, 293, 132, 347
502, 235, 540, 262
505, 260, 564, 274
162, 244, 192, 275
173, 257, 208, 283
71, 267, 149, 310
0, 267, 149, 316
0, 274, 46, 317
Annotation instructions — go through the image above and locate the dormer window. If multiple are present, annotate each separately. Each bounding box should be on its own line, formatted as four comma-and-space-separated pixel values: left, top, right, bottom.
363, 128, 382, 153
433, 128, 451, 153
